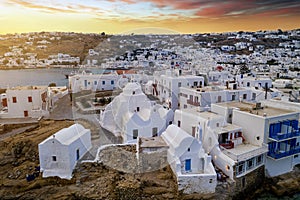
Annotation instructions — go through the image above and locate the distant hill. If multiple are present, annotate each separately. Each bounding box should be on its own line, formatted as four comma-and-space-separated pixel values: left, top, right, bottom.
0, 32, 108, 66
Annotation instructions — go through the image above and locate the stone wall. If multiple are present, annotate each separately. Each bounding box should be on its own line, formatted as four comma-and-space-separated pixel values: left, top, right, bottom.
232, 165, 265, 199
98, 144, 168, 173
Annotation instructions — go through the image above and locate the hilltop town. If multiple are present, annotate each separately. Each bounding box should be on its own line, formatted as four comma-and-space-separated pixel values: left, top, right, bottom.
0, 29, 300, 199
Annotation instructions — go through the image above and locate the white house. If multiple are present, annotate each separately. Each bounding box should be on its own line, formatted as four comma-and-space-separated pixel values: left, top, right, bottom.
38, 124, 92, 179
174, 108, 268, 189
211, 101, 300, 177
153, 69, 205, 110
236, 75, 272, 88
69, 72, 119, 93
161, 125, 217, 194
100, 82, 174, 143
179, 85, 252, 110
0, 86, 49, 118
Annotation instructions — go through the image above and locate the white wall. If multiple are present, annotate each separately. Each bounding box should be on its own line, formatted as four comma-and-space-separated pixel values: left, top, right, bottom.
69, 74, 118, 93
6, 87, 48, 118
265, 156, 293, 177
39, 129, 92, 180
39, 139, 72, 179
232, 110, 265, 146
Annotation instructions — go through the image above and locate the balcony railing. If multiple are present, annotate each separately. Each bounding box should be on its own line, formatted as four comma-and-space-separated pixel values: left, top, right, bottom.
187, 99, 200, 106
269, 130, 300, 141
220, 141, 234, 149
267, 148, 300, 159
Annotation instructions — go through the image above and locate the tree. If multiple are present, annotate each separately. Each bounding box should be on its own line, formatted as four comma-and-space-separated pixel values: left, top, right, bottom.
48, 83, 56, 87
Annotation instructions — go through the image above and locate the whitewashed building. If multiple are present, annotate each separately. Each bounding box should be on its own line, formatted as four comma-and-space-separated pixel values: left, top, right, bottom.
100, 82, 173, 143
236, 75, 272, 88
211, 101, 300, 177
161, 125, 217, 194
69, 72, 118, 93
0, 86, 49, 118
174, 108, 268, 181
179, 85, 252, 110
153, 69, 205, 110
38, 124, 92, 179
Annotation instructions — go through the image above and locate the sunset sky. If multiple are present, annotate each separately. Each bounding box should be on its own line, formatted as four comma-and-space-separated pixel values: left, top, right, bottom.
0, 0, 299, 34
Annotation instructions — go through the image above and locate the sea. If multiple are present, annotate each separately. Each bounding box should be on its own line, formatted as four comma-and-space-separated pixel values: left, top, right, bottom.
0, 68, 105, 88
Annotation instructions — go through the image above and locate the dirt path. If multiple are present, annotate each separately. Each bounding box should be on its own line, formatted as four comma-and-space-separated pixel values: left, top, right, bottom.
0, 124, 38, 141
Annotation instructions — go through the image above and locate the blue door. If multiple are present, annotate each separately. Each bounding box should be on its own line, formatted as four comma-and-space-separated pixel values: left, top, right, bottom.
185, 159, 191, 171
84, 80, 88, 88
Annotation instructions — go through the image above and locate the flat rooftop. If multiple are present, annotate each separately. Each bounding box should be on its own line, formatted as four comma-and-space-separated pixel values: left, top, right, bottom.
221, 143, 268, 162
214, 124, 242, 134
181, 85, 248, 92
139, 136, 168, 148
216, 101, 295, 117
9, 86, 47, 90
180, 108, 223, 120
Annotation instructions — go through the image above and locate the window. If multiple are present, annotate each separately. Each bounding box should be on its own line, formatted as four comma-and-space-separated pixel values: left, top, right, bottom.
28, 96, 32, 103
252, 93, 256, 100
178, 82, 181, 87
247, 82, 250, 87
294, 155, 299, 158
178, 120, 181, 127
132, 91, 135, 95
236, 162, 245, 175
216, 123, 219, 127
247, 159, 254, 170
12, 97, 17, 103
111, 80, 114, 85
137, 107, 140, 112
243, 94, 247, 99
257, 155, 263, 165
169, 121, 172, 125
192, 126, 196, 137
102, 81, 105, 85
256, 136, 260, 140
187, 148, 190, 152
94, 81, 97, 85
76, 149, 80, 160
133, 129, 138, 139
232, 94, 236, 101
52, 156, 57, 162
152, 127, 158, 137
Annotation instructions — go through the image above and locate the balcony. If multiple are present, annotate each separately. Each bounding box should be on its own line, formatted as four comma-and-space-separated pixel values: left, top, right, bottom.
269, 130, 300, 141
220, 141, 234, 149
187, 99, 200, 106
220, 143, 269, 162
267, 148, 300, 159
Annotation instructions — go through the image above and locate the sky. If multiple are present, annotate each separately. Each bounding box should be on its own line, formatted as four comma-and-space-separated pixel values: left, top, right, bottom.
0, 0, 299, 34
